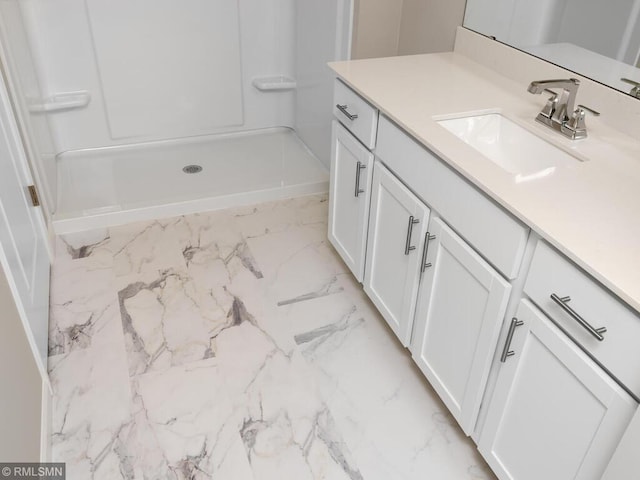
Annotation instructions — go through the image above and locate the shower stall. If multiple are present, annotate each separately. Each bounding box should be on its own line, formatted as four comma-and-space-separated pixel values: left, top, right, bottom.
0, 0, 352, 233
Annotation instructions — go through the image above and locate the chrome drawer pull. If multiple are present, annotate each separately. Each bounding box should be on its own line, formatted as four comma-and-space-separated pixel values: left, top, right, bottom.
404, 216, 420, 255
420, 232, 436, 272
354, 161, 366, 197
550, 293, 607, 341
500, 317, 524, 362
336, 104, 359, 121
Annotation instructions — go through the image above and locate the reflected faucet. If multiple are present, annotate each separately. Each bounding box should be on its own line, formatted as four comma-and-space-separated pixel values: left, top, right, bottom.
621, 78, 640, 98
527, 78, 599, 140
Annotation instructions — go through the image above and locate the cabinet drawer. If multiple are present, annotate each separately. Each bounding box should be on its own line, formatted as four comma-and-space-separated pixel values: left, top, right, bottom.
524, 240, 640, 399
375, 115, 528, 280
333, 79, 378, 149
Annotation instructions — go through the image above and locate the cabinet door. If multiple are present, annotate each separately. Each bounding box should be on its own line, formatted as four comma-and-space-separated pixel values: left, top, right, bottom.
479, 300, 637, 480
364, 161, 429, 346
411, 218, 511, 435
328, 121, 374, 282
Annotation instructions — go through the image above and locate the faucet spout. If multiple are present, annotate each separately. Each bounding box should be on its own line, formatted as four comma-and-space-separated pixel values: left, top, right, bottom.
527, 78, 579, 95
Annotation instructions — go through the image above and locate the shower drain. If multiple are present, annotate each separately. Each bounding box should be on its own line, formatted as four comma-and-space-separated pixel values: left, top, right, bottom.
183, 164, 203, 174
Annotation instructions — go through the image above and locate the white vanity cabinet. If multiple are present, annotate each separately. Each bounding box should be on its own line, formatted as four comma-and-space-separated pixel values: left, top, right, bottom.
411, 217, 511, 435
373, 114, 527, 434
328, 122, 374, 281
329, 81, 529, 435
479, 299, 636, 480
328, 79, 379, 282
327, 69, 640, 480
364, 161, 430, 346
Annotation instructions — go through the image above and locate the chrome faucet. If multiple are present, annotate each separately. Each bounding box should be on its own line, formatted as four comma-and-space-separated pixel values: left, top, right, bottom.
527, 78, 599, 140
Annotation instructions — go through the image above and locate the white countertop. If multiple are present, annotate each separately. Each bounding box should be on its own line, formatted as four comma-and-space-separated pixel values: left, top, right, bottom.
329, 53, 640, 312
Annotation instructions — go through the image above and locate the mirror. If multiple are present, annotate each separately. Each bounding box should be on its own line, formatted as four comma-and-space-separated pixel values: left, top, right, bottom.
463, 0, 640, 99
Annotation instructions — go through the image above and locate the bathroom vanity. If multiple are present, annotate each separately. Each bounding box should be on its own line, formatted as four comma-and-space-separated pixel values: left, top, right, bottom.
327, 29, 640, 480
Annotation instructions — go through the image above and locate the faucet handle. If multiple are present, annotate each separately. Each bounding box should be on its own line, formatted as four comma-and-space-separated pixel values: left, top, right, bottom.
566, 104, 600, 139
575, 104, 600, 117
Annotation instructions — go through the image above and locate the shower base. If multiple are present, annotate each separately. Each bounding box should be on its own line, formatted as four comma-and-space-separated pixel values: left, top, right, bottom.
53, 128, 328, 234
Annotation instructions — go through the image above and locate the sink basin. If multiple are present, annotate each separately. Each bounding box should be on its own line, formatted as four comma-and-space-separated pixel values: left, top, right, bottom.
437, 113, 580, 180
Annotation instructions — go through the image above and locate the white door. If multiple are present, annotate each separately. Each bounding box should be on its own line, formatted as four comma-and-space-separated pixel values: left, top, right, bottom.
411, 217, 511, 435
364, 161, 429, 346
479, 300, 637, 480
0, 66, 51, 383
328, 121, 373, 282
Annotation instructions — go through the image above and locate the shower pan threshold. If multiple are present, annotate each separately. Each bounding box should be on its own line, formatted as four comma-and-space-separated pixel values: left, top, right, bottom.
53, 128, 328, 234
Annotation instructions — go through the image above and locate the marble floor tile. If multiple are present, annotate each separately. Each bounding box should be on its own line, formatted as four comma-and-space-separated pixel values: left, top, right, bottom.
245, 223, 350, 305
231, 195, 329, 240
55, 229, 113, 266
123, 359, 251, 479
232, 350, 362, 480
117, 267, 225, 376
48, 336, 132, 479
48, 194, 496, 480
49, 259, 119, 356
290, 291, 495, 479
109, 220, 187, 278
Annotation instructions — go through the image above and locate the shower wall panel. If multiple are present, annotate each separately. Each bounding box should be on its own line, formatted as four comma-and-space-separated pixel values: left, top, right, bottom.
20, 0, 296, 152
295, 0, 352, 167
0, 1, 57, 214
86, 0, 243, 139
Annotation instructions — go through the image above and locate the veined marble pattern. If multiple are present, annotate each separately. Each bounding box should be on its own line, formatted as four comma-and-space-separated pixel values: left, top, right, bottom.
49, 194, 496, 480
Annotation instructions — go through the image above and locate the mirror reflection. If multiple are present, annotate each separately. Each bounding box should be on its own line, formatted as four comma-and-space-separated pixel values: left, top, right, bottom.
463, 0, 640, 99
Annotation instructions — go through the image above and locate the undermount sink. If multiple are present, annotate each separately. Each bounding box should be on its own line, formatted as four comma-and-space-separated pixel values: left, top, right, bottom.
437, 113, 581, 180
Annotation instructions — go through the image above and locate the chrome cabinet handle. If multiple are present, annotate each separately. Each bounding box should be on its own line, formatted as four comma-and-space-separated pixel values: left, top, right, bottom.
336, 104, 358, 121
420, 232, 436, 272
354, 161, 366, 197
500, 317, 524, 362
404, 216, 420, 255
550, 294, 607, 341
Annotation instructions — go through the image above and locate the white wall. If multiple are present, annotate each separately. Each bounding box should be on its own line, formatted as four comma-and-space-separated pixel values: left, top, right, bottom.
352, 0, 465, 59
398, 0, 466, 55
19, 0, 296, 153
0, 261, 43, 462
351, 0, 404, 59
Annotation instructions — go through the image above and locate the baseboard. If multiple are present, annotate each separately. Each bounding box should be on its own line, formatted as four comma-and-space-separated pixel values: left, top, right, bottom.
40, 379, 52, 462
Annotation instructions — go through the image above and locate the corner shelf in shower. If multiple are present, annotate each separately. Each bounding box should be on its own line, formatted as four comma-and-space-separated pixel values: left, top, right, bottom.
29, 91, 91, 113
252, 76, 297, 91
